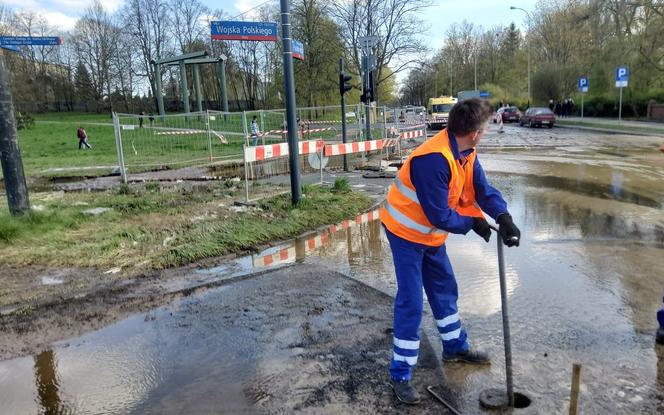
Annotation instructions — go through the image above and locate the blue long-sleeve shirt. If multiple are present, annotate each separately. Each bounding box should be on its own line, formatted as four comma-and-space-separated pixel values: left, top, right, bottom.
410, 132, 508, 234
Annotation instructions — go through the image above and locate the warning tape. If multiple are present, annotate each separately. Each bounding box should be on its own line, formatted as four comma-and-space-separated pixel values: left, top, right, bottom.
383, 138, 399, 148
244, 140, 323, 162
324, 139, 383, 156
155, 129, 206, 135
252, 209, 381, 267
400, 130, 424, 139
302, 120, 343, 125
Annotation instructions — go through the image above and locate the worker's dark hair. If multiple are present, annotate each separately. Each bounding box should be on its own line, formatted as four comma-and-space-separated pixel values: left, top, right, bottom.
447, 98, 494, 136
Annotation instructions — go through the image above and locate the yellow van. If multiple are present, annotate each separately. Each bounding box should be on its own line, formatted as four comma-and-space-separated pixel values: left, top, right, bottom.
427, 96, 457, 130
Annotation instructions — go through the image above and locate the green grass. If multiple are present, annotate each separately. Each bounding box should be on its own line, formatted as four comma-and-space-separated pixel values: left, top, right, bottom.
0, 183, 373, 275
557, 119, 664, 135
12, 119, 119, 178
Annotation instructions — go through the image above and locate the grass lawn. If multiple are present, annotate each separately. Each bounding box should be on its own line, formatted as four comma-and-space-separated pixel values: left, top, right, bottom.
0, 180, 373, 306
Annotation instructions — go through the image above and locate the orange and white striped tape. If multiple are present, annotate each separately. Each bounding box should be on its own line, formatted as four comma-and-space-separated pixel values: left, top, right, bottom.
244, 140, 323, 162
383, 138, 399, 148
400, 130, 424, 139
324, 139, 383, 156
302, 128, 332, 134
252, 209, 381, 266
253, 246, 296, 268
155, 129, 205, 135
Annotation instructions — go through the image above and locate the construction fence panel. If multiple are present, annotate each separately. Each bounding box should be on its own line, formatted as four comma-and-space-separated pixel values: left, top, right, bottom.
115, 112, 214, 176
242, 140, 325, 202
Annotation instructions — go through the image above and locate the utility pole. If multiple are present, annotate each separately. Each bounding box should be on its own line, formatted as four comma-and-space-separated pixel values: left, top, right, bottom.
510, 6, 532, 104
364, 0, 373, 141
0, 53, 30, 215
280, 0, 301, 205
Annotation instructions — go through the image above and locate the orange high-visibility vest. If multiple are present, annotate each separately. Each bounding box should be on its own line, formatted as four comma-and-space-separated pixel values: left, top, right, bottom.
380, 129, 484, 246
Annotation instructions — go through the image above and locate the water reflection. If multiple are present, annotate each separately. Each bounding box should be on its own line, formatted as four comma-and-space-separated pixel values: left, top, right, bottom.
34, 349, 69, 415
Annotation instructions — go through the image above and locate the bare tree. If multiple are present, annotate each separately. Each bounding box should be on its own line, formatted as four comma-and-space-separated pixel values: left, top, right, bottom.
170, 0, 209, 53
331, 0, 429, 90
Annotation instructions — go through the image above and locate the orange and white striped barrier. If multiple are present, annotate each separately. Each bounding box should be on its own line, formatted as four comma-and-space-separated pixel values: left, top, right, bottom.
324, 139, 383, 156
253, 246, 296, 268
252, 209, 381, 267
155, 129, 206, 135
400, 130, 424, 140
303, 127, 332, 134
244, 139, 323, 162
303, 120, 343, 125
383, 138, 399, 148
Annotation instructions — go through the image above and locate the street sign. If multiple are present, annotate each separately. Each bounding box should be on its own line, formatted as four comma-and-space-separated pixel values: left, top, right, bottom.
0, 45, 21, 53
615, 66, 629, 87
211, 21, 278, 42
578, 77, 589, 93
292, 40, 304, 61
479, 90, 490, 98
0, 36, 62, 46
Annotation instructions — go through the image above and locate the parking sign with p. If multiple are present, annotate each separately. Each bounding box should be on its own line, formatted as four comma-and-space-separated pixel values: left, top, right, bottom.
578, 77, 588, 93
615, 66, 629, 88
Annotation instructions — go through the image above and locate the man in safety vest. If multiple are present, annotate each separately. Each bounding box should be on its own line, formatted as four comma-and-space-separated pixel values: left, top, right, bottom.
380, 98, 521, 404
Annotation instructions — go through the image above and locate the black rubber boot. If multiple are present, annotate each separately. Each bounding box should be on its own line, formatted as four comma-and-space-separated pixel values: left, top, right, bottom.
392, 380, 421, 404
657, 327, 664, 345
443, 348, 491, 365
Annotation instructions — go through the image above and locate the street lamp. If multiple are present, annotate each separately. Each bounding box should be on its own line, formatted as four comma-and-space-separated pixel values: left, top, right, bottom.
510, 6, 532, 104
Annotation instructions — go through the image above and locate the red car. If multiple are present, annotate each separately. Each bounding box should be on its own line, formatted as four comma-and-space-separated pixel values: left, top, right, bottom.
519, 107, 556, 128
494, 106, 521, 123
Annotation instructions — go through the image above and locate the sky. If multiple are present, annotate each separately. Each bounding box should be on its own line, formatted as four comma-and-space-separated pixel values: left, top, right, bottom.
6, 0, 537, 84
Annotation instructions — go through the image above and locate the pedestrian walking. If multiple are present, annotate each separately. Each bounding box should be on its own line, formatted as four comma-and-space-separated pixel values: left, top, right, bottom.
251, 115, 260, 146
555, 101, 562, 117
567, 98, 574, 117
77, 126, 91, 150
548, 99, 554, 112
381, 98, 521, 404
148, 113, 155, 127
495, 108, 504, 134
139, 111, 145, 128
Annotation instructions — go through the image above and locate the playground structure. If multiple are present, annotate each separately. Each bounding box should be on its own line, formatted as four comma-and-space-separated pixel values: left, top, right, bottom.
151, 51, 229, 116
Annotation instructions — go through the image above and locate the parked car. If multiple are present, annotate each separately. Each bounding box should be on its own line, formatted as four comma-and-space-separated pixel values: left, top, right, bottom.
519, 107, 556, 128
494, 106, 521, 123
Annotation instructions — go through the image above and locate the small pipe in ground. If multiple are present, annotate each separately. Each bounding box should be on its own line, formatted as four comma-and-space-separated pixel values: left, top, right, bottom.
569, 363, 582, 415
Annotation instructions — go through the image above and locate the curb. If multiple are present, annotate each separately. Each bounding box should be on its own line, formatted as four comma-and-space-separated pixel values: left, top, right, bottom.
556, 123, 664, 137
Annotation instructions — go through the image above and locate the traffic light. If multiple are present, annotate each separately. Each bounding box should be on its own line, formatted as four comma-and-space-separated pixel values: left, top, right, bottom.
339, 72, 352, 96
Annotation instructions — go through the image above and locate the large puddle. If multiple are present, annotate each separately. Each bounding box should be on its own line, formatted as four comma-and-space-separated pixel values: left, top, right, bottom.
2, 134, 664, 413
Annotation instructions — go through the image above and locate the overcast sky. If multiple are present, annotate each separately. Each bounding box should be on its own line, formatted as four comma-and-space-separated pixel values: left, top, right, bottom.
6, 0, 537, 84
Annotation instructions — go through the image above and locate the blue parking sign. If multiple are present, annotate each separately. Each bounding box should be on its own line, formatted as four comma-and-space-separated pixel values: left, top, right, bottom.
615, 66, 628, 87
578, 77, 588, 93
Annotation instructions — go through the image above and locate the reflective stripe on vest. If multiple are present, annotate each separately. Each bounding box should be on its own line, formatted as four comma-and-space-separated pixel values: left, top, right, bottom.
391, 176, 419, 204
384, 201, 447, 235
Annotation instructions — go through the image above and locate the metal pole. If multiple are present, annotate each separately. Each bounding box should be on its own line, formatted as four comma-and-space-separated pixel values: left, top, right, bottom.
218, 60, 229, 113
527, 38, 531, 104
280, 0, 302, 205
474, 46, 477, 91
154, 62, 165, 117
340, 58, 349, 172
206, 111, 213, 162
243, 145, 250, 202
581, 93, 584, 119
242, 111, 249, 146
193, 64, 202, 112
618, 87, 623, 121
0, 53, 30, 215
496, 232, 514, 407
364, 56, 372, 140
112, 113, 128, 184
179, 60, 190, 114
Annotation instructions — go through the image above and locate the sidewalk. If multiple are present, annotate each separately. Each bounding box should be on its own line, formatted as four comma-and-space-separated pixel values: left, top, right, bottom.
557, 116, 664, 136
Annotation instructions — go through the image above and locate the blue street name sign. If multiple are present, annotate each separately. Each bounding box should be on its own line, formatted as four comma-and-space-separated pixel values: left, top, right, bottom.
0, 36, 62, 46
211, 21, 278, 42
292, 40, 304, 61
615, 66, 628, 88
1, 45, 21, 52
479, 90, 490, 98
578, 77, 589, 93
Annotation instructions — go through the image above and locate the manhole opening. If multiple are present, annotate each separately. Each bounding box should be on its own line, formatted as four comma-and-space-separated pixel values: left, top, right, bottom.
513, 392, 532, 409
